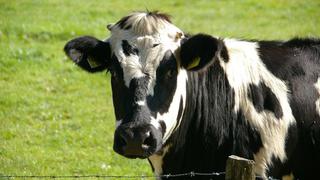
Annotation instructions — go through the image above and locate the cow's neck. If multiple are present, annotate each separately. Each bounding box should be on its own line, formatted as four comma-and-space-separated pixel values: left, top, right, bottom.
149, 60, 239, 178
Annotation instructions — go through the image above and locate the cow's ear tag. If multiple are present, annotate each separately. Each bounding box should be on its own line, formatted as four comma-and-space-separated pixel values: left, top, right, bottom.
187, 57, 200, 70
88, 57, 102, 68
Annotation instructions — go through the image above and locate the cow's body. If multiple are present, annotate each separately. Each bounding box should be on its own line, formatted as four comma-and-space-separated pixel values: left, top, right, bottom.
64, 12, 320, 179
150, 38, 320, 179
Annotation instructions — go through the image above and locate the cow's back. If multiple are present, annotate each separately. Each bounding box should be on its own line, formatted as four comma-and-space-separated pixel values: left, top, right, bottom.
259, 39, 320, 178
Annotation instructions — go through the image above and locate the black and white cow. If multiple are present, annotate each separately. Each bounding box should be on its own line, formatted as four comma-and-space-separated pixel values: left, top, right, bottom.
64, 11, 320, 179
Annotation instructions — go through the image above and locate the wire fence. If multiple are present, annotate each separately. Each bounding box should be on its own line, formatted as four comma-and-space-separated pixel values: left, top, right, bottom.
0, 172, 280, 179
0, 155, 282, 179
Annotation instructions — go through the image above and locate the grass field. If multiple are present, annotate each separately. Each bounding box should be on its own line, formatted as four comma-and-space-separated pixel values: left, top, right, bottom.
1, 0, 319, 178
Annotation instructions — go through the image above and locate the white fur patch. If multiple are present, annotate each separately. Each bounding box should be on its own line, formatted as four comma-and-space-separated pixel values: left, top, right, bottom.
150, 117, 161, 130
157, 69, 188, 142
136, 100, 146, 106
314, 77, 320, 116
221, 39, 296, 176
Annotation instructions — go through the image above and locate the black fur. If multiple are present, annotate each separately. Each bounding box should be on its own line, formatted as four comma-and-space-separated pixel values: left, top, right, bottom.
110, 55, 129, 121
248, 82, 283, 119
147, 51, 178, 115
180, 34, 222, 71
220, 44, 229, 62
162, 60, 263, 179
64, 26, 320, 179
158, 37, 320, 179
159, 120, 167, 137
258, 39, 320, 178
64, 36, 110, 72
115, 15, 132, 30
130, 77, 149, 103
173, 96, 184, 131
122, 40, 139, 56
112, 50, 179, 158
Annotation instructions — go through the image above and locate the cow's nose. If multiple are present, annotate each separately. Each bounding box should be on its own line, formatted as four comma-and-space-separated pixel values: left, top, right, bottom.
113, 125, 158, 158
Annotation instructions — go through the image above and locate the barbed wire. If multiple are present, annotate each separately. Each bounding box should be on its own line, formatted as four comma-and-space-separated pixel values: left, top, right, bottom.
0, 171, 280, 179
0, 172, 223, 179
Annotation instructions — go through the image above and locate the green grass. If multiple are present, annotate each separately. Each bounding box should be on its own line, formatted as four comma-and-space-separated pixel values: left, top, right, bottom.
0, 0, 319, 178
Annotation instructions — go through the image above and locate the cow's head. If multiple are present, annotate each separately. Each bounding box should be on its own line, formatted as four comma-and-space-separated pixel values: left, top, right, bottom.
64, 11, 222, 159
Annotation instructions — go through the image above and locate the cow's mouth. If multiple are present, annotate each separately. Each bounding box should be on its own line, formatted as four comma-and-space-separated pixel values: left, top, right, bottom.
123, 154, 149, 159
114, 144, 158, 159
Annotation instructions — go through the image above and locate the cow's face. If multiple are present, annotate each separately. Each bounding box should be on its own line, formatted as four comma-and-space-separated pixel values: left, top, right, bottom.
65, 12, 187, 158
106, 12, 188, 159
64, 11, 222, 159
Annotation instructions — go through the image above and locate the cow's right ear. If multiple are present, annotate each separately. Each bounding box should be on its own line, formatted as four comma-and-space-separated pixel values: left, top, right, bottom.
64, 36, 111, 73
180, 34, 221, 71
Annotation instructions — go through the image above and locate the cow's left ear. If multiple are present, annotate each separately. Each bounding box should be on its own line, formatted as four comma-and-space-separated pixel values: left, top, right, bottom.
64, 36, 111, 73
180, 34, 223, 71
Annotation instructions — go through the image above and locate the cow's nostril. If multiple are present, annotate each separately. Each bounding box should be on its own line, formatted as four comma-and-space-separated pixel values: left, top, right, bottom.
143, 132, 154, 147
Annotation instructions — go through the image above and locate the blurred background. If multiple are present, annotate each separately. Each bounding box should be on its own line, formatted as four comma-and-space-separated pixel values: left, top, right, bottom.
1, 0, 319, 177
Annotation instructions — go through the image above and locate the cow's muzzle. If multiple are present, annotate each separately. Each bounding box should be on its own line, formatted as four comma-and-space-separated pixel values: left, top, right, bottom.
113, 124, 162, 159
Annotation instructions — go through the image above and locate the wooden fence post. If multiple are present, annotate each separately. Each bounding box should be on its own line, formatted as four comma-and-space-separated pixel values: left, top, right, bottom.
225, 155, 255, 180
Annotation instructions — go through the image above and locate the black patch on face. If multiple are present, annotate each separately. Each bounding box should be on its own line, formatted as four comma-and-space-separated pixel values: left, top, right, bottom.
110, 55, 130, 120
129, 76, 149, 103
248, 82, 283, 119
122, 40, 139, 56
147, 50, 178, 114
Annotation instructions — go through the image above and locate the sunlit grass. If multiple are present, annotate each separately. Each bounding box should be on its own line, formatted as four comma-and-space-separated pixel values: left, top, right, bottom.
0, 0, 319, 177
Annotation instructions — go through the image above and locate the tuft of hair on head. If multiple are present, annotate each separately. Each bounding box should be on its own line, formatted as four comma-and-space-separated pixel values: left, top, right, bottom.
146, 10, 171, 23
114, 11, 172, 35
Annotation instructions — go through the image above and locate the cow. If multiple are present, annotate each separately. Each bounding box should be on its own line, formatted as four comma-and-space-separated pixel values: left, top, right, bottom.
64, 11, 320, 179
